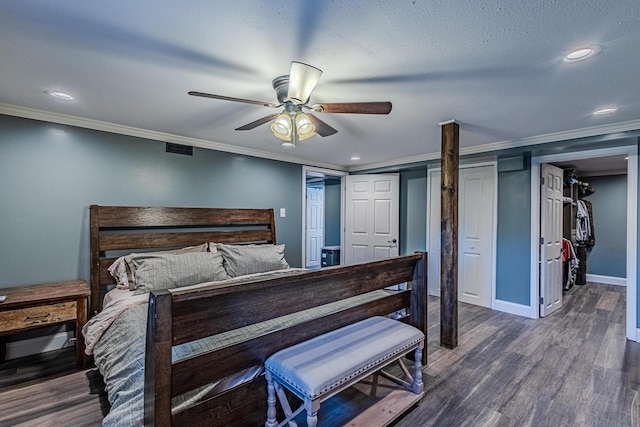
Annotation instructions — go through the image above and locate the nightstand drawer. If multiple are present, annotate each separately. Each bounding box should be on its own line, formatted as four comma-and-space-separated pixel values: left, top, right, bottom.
0, 301, 77, 334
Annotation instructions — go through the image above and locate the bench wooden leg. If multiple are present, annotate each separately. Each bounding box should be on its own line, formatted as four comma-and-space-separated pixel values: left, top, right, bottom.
265, 371, 278, 427
266, 371, 300, 427
304, 399, 320, 427
371, 372, 379, 396
412, 343, 424, 394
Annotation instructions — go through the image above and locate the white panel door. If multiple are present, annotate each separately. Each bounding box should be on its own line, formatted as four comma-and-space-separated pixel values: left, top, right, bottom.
428, 166, 495, 308
344, 174, 399, 264
539, 164, 563, 317
305, 186, 324, 268
458, 167, 494, 307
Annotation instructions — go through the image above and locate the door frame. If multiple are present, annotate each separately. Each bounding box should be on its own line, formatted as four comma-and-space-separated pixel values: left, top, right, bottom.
426, 161, 498, 309
301, 166, 348, 268
530, 146, 638, 341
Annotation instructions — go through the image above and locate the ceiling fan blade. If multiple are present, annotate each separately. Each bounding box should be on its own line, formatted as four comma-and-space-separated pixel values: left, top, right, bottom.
287, 62, 322, 105
310, 101, 392, 114
307, 113, 338, 137
235, 113, 280, 131
188, 91, 280, 108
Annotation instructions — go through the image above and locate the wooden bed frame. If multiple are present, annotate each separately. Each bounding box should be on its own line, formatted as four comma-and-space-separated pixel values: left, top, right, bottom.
89, 205, 427, 426
89, 205, 277, 316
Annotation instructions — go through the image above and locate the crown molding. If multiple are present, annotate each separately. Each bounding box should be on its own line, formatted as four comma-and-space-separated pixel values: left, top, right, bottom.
349, 118, 640, 172
3, 103, 639, 174
0, 103, 347, 172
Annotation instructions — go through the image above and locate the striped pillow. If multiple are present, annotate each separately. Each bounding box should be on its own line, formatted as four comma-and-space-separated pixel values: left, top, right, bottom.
216, 244, 290, 277
132, 251, 229, 294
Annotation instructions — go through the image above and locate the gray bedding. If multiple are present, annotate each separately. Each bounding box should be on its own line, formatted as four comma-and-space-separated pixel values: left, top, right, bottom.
93, 274, 392, 426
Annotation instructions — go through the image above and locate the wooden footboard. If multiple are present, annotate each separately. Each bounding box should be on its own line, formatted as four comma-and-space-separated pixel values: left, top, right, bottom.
144, 252, 427, 426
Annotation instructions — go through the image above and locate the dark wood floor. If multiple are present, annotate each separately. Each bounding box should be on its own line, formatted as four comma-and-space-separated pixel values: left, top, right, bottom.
398, 282, 640, 427
0, 348, 108, 426
0, 282, 637, 426
0, 347, 77, 390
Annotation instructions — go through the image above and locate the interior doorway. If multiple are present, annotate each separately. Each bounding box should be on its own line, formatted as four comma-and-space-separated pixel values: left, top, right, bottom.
302, 166, 347, 269
530, 146, 638, 341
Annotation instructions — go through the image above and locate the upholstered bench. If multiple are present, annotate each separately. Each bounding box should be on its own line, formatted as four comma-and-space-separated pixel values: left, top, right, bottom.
264, 316, 425, 427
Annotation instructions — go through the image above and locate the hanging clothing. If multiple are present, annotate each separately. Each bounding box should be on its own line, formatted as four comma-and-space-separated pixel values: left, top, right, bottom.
562, 238, 579, 290
582, 199, 596, 248
562, 238, 578, 268
576, 200, 591, 243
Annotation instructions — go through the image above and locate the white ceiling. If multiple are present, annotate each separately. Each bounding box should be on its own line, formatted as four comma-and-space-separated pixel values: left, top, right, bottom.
1, 1, 639, 170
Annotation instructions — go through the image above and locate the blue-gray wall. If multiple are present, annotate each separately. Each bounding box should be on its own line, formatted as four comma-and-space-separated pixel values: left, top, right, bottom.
324, 182, 341, 246
0, 114, 303, 288
397, 163, 531, 306
400, 170, 427, 255
495, 160, 531, 305
582, 175, 627, 278
3, 114, 639, 328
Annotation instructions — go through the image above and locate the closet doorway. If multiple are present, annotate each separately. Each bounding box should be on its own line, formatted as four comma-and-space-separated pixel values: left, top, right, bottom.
530, 146, 638, 341
301, 166, 347, 269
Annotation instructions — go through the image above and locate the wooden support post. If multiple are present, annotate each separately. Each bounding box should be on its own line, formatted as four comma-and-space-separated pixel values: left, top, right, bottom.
440, 121, 459, 349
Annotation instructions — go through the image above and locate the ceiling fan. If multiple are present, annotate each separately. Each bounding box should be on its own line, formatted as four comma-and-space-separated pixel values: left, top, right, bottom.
188, 61, 392, 147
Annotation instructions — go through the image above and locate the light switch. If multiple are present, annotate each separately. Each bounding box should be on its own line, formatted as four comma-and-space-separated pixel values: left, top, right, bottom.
280, 208, 286, 218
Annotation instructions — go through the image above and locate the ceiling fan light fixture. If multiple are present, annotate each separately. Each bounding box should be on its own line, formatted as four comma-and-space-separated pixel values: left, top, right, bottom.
295, 113, 316, 140
189, 60, 388, 147
270, 113, 292, 140
287, 62, 322, 104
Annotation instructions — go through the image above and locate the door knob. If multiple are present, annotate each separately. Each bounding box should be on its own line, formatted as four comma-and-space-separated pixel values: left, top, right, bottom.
388, 239, 397, 244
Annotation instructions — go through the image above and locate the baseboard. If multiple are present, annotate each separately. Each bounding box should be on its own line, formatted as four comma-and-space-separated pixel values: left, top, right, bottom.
5, 331, 75, 360
636, 329, 640, 343
493, 299, 536, 319
586, 274, 627, 287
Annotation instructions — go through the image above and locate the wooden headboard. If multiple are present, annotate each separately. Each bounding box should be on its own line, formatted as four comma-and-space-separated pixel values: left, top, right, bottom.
89, 205, 276, 316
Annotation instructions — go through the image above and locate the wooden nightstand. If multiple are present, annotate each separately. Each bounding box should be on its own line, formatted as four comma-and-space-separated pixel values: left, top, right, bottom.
0, 280, 90, 369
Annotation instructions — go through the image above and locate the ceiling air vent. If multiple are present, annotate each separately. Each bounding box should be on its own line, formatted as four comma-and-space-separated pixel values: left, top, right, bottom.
166, 142, 193, 156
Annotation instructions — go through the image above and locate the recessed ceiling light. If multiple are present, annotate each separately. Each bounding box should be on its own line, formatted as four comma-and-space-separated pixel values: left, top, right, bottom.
45, 90, 74, 100
563, 46, 601, 63
593, 107, 617, 115
350, 156, 361, 161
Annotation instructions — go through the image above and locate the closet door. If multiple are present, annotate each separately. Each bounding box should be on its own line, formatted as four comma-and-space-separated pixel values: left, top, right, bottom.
540, 164, 563, 317
427, 165, 495, 308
